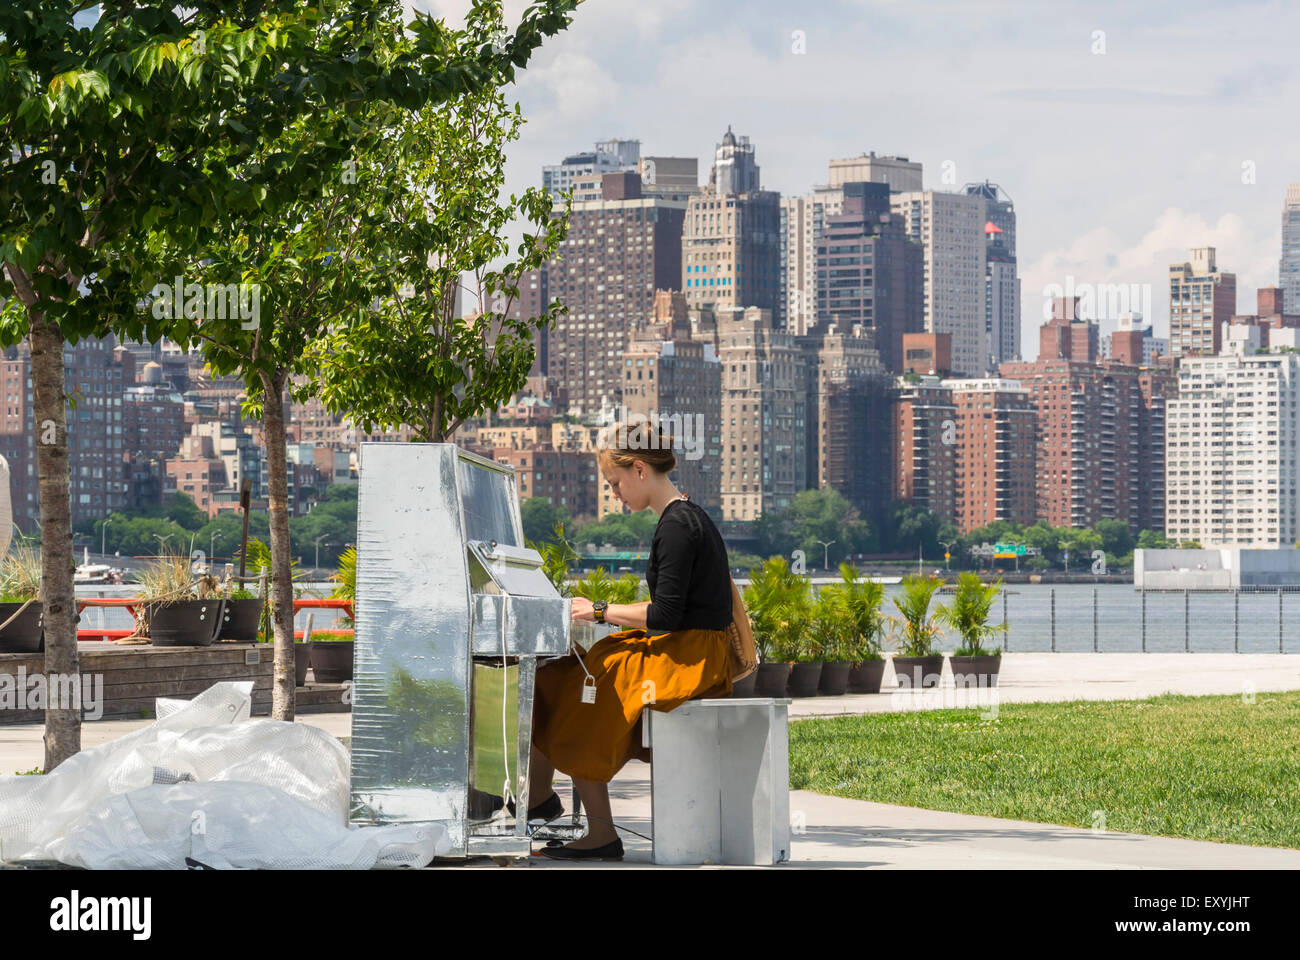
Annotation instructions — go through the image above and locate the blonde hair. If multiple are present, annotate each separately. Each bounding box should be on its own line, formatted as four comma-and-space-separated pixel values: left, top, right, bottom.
597, 420, 677, 474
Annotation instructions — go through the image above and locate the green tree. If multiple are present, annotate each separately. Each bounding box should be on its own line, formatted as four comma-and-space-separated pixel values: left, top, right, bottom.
1093, 518, 1134, 558
521, 497, 570, 546
786, 488, 873, 568
0, 0, 578, 766
573, 510, 658, 549
310, 49, 569, 443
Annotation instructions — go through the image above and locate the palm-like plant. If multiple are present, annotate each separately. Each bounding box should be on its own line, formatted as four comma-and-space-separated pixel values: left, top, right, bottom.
888, 574, 944, 657
936, 571, 1006, 656
807, 587, 849, 661
743, 556, 808, 662
571, 567, 644, 604
839, 562, 885, 662
528, 521, 578, 597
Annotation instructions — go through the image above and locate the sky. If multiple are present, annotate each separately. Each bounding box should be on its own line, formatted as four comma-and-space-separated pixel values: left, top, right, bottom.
423, 0, 1300, 360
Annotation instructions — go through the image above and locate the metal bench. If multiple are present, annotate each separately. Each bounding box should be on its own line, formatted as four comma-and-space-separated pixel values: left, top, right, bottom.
640, 696, 791, 865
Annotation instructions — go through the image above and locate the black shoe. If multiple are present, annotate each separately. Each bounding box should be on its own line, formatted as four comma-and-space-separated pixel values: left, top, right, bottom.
506, 790, 564, 822
467, 787, 506, 821
539, 837, 624, 861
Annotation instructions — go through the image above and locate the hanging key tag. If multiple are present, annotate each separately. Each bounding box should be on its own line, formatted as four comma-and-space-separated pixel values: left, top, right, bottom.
580, 676, 596, 704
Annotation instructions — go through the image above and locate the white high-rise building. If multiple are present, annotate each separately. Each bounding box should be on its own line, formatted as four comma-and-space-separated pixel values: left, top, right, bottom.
891, 190, 987, 376
1165, 350, 1300, 547
779, 186, 843, 335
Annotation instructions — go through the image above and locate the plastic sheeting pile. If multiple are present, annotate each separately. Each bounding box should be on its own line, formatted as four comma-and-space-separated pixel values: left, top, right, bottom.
0, 681, 449, 869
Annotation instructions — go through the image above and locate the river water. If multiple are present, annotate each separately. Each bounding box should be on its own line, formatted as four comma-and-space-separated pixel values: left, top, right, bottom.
73, 582, 1299, 655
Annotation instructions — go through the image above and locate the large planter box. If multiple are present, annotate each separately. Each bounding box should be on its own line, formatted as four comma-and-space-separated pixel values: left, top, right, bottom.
0, 643, 272, 723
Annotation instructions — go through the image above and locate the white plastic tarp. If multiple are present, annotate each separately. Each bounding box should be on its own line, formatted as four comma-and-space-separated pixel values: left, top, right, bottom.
0, 681, 449, 868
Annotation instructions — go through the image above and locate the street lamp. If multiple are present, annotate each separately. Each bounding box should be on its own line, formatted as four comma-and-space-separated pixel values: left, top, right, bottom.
152, 533, 173, 554
1059, 540, 1070, 573
314, 535, 329, 572
101, 515, 114, 558
940, 539, 955, 572
210, 530, 222, 562
814, 539, 836, 573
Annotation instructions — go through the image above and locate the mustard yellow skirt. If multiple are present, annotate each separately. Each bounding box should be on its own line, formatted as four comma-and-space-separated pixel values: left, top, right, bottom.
532, 627, 733, 783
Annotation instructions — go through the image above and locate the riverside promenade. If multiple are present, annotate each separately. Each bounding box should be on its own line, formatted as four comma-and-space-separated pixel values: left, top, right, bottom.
3, 653, 1298, 868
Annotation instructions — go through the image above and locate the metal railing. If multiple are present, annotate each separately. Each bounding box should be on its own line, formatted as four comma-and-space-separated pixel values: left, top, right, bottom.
997, 586, 1298, 654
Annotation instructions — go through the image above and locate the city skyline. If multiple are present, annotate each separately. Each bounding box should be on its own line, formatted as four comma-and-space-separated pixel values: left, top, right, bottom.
418, 0, 1299, 359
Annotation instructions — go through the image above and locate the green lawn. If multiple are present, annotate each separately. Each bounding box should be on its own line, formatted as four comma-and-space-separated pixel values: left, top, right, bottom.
789, 691, 1300, 849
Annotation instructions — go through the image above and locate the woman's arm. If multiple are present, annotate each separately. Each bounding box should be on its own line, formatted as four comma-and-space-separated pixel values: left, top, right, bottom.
571, 597, 649, 630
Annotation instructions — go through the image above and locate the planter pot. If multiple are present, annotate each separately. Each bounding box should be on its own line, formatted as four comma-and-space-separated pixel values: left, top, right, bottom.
753, 661, 792, 698
219, 598, 264, 642
311, 641, 354, 683
147, 600, 218, 647
949, 654, 1001, 687
295, 642, 313, 686
0, 601, 44, 653
892, 655, 944, 689
729, 670, 759, 698
847, 658, 886, 693
787, 661, 824, 697
817, 661, 852, 696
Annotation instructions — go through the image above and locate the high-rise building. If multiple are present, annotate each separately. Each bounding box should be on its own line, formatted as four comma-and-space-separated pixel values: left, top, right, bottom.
703, 306, 806, 521
944, 377, 1036, 532
1280, 184, 1300, 315
1166, 350, 1300, 547
964, 181, 1020, 371
891, 189, 988, 376
893, 376, 957, 521
814, 181, 923, 374
799, 321, 891, 520
780, 185, 843, 336
0, 337, 129, 532
828, 153, 923, 193
623, 292, 722, 517
682, 129, 781, 323
543, 172, 686, 419
1000, 312, 1176, 532
1169, 247, 1236, 358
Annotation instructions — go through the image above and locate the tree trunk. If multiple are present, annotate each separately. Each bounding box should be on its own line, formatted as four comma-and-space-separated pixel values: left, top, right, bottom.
261, 370, 296, 721
28, 311, 80, 771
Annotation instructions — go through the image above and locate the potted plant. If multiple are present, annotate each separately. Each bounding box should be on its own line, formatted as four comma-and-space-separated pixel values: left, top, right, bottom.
840, 563, 886, 693
810, 586, 852, 696
888, 574, 945, 688
786, 586, 823, 697
0, 541, 44, 653
309, 629, 355, 683
136, 551, 221, 646
744, 557, 805, 698
937, 572, 1006, 687
218, 583, 265, 642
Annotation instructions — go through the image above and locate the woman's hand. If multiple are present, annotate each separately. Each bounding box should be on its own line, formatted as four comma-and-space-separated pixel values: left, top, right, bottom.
571, 597, 596, 621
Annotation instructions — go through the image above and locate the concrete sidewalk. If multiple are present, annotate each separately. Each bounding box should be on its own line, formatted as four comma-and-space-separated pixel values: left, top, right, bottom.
3, 653, 1298, 868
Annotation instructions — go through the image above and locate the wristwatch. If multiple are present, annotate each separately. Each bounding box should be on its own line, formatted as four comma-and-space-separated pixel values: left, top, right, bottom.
593, 601, 608, 623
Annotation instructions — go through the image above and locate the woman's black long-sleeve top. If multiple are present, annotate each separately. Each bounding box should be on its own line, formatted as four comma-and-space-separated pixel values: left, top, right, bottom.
644, 499, 733, 632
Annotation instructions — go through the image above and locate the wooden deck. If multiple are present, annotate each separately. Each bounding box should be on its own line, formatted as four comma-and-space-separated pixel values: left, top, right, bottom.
0, 643, 351, 723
